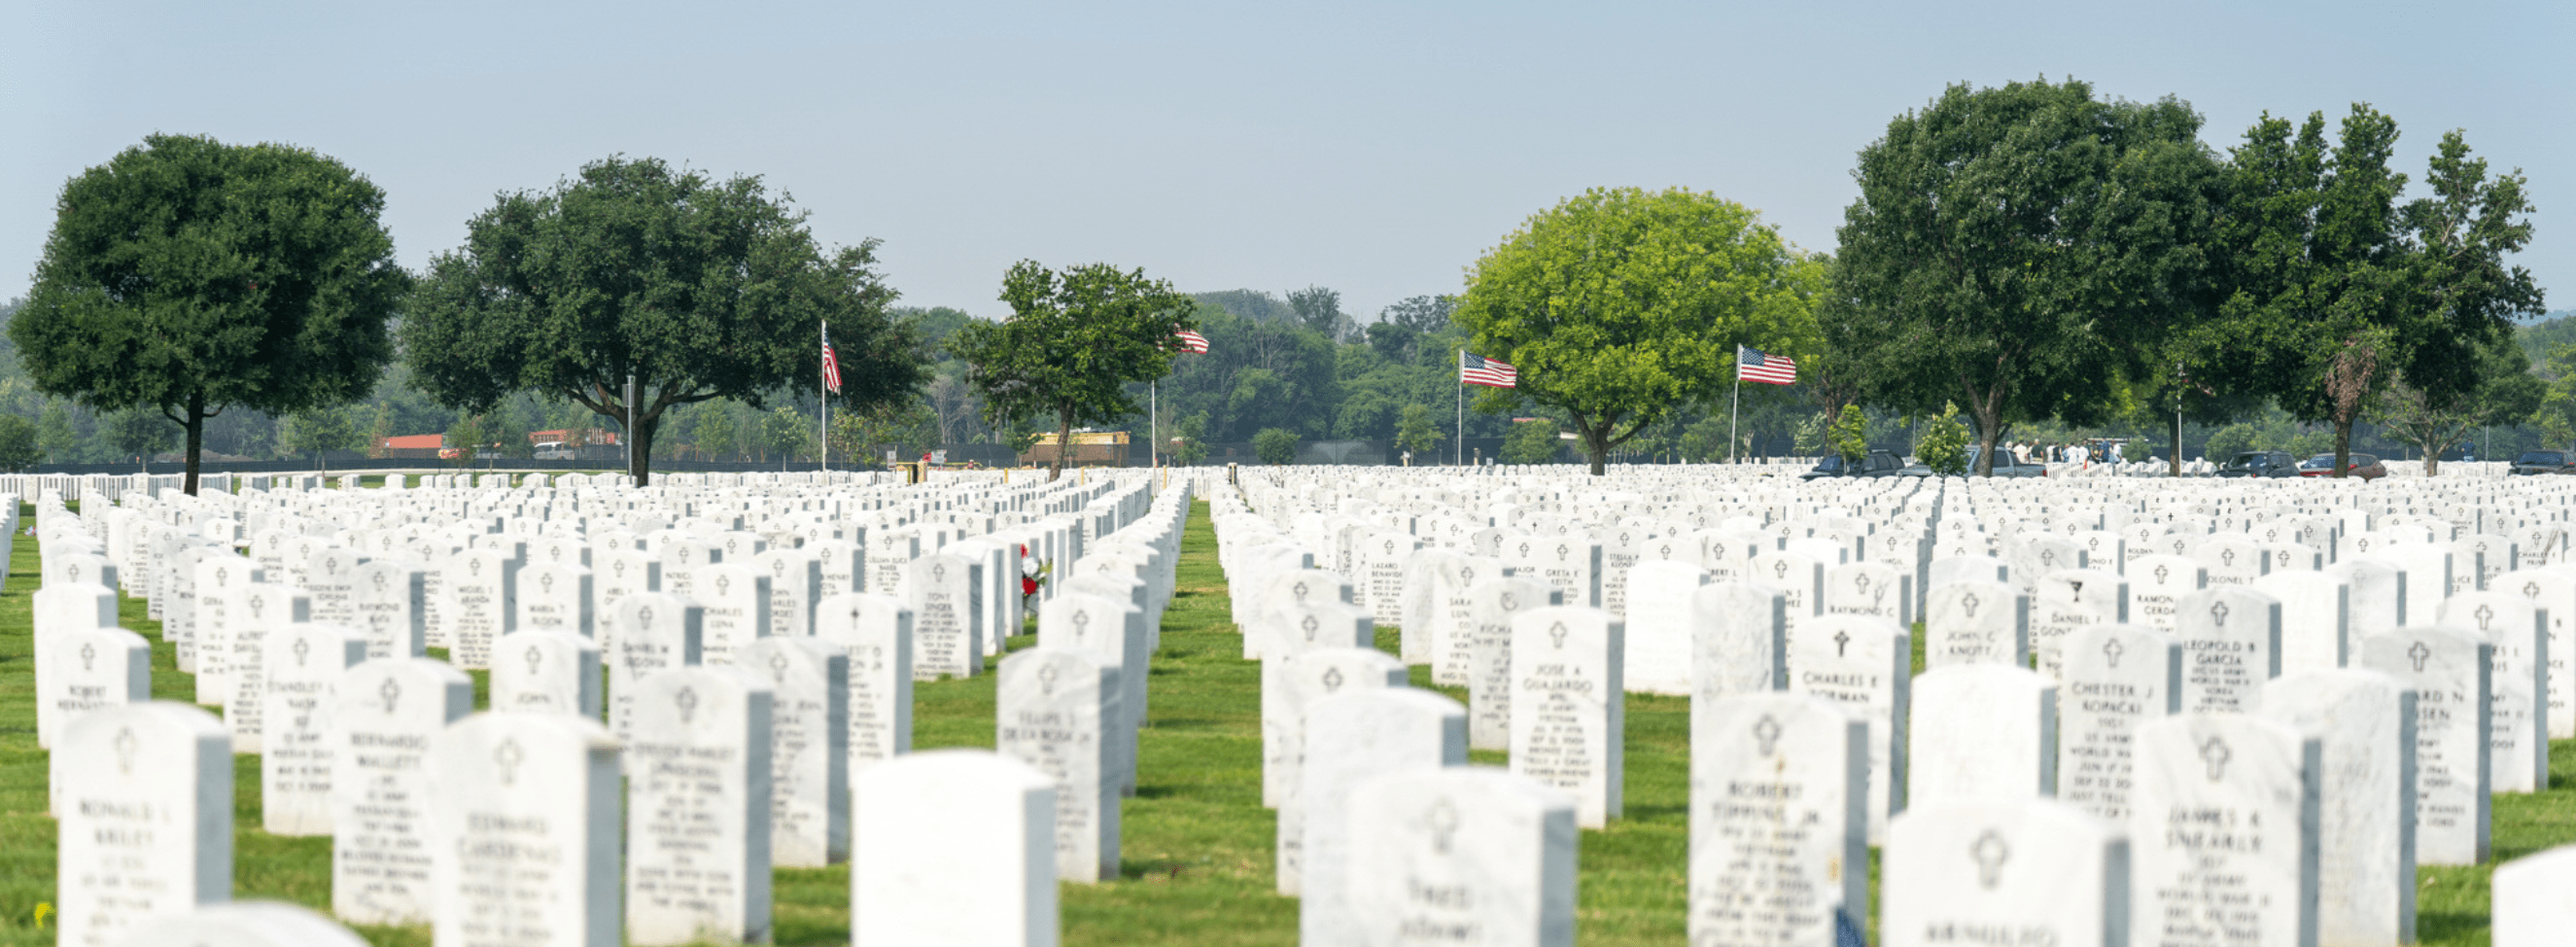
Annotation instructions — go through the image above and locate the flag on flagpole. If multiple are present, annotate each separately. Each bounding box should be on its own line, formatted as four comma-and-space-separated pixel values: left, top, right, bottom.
1459, 351, 1517, 388
822, 329, 844, 394
1736, 345, 1796, 385
1174, 330, 1209, 353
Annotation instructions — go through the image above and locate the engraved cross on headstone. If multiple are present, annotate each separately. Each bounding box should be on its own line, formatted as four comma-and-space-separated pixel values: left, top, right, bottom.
1427, 798, 1460, 855
2408, 641, 2431, 672
494, 738, 525, 786
1754, 715, 1783, 756
2103, 637, 2125, 668
1833, 629, 1852, 656
2200, 736, 2232, 782
1971, 830, 2009, 889
2208, 600, 2230, 627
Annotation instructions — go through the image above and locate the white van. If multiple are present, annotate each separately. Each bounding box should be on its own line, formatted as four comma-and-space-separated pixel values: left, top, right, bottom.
533, 441, 574, 460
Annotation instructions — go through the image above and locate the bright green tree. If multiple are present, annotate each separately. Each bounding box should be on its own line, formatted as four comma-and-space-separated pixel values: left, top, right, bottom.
279, 405, 367, 471
1394, 403, 1446, 462
949, 261, 1198, 480
1252, 428, 1301, 465
1457, 186, 1823, 474
1915, 403, 1970, 475
1172, 411, 1211, 466
693, 405, 739, 462
401, 156, 922, 485
0, 416, 40, 472
1826, 79, 2220, 475
101, 407, 174, 469
759, 405, 814, 466
11, 134, 407, 493
443, 414, 486, 469
1501, 419, 1560, 465
36, 402, 79, 464
1828, 404, 1868, 464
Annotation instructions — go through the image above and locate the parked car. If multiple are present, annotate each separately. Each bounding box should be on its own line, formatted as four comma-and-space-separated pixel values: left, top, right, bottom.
533, 441, 576, 461
2297, 453, 2387, 480
2215, 450, 2301, 478
2510, 450, 2576, 475
1801, 449, 1913, 479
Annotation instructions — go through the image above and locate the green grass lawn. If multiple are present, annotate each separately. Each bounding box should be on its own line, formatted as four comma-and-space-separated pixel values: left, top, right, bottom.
0, 500, 2566, 944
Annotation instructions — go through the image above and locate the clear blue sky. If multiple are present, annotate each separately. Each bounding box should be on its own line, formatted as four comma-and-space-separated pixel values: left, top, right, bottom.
7, 0, 2567, 322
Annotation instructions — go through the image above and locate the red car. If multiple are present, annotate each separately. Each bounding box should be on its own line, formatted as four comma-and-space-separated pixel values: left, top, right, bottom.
2296, 453, 2387, 481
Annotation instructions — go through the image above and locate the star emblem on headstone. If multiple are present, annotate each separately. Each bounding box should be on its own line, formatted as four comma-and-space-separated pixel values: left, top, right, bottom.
1971, 830, 2009, 889
494, 738, 525, 786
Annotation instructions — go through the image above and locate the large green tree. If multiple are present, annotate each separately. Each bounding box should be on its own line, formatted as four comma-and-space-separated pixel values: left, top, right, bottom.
11, 134, 406, 493
1824, 79, 2219, 474
2184, 109, 2543, 474
949, 261, 1198, 480
1457, 186, 1823, 474
401, 156, 922, 484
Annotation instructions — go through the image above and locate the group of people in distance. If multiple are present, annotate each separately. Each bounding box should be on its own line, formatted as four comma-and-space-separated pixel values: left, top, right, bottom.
2007, 439, 2134, 466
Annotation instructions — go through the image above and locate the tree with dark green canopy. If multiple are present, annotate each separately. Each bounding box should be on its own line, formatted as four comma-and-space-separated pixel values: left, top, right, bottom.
10, 133, 407, 493
401, 156, 922, 485
2177, 107, 2543, 474
948, 261, 1198, 480
1824, 78, 2220, 474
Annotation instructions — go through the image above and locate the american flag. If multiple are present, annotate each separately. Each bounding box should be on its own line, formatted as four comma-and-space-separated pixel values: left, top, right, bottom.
1737, 345, 1795, 385
1175, 330, 1209, 353
1459, 351, 1517, 388
822, 324, 844, 394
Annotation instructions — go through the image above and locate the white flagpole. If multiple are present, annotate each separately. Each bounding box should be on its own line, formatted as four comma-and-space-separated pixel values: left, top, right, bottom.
1729, 345, 1742, 465
1151, 380, 1158, 474
819, 321, 829, 474
1456, 349, 1465, 467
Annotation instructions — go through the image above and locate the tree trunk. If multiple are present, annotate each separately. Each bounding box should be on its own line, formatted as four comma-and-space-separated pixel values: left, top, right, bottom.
2423, 453, 2440, 476
1968, 392, 2002, 477
182, 393, 205, 496
630, 413, 660, 486
2331, 415, 2354, 479
2168, 405, 2183, 477
1049, 406, 1075, 481
1583, 426, 1610, 476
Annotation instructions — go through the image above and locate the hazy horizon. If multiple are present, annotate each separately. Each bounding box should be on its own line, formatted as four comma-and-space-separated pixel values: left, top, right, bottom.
8, 1, 2565, 323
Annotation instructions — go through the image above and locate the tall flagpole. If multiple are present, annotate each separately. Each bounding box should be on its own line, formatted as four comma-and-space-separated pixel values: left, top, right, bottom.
1729, 345, 1742, 465
819, 321, 829, 474
1455, 349, 1465, 467
1150, 380, 1158, 474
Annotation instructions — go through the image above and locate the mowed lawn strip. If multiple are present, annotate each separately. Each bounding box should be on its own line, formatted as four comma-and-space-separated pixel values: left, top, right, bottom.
0, 498, 2570, 944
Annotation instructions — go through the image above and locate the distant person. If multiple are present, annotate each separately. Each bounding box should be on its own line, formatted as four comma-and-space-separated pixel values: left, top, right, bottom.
2110, 441, 2125, 464
2071, 443, 2088, 466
